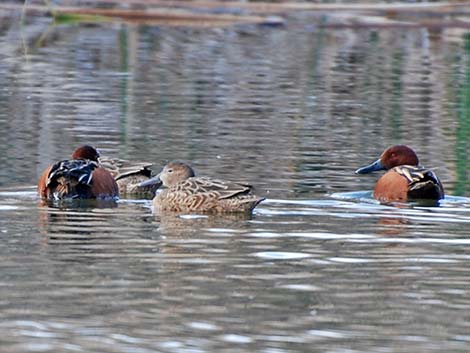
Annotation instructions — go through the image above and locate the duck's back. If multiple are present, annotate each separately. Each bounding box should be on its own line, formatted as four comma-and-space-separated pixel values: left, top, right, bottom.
374, 165, 444, 203
39, 159, 118, 200
99, 157, 157, 196
155, 177, 264, 213
402, 166, 444, 200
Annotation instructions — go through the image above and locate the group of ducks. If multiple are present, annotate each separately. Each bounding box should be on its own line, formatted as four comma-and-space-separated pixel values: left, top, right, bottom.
37, 144, 445, 213
37, 145, 265, 213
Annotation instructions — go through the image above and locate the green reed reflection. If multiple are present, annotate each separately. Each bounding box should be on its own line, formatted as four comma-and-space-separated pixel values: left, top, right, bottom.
390, 50, 404, 140
455, 33, 470, 196
119, 26, 129, 145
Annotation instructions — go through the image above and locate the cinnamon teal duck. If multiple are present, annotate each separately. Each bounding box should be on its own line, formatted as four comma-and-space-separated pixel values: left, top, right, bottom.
139, 161, 265, 213
38, 145, 119, 201
355, 145, 444, 203
99, 157, 161, 197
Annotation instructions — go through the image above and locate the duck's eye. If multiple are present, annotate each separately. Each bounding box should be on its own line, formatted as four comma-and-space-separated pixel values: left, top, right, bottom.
167, 169, 173, 173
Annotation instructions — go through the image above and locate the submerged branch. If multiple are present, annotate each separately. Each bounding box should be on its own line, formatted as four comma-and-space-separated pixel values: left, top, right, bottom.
52, 0, 470, 14
1, 1, 469, 28
0, 3, 284, 26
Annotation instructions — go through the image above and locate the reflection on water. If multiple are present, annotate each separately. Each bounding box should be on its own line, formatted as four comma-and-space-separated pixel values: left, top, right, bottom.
3, 190, 470, 352
1, 5, 470, 353
1, 10, 469, 199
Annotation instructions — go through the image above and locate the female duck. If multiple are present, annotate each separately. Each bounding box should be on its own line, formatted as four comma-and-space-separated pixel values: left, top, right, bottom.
98, 157, 161, 197
38, 145, 119, 200
140, 161, 265, 213
355, 145, 444, 203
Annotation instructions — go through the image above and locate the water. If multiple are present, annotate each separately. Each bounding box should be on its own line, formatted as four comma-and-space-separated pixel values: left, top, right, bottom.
1, 4, 470, 352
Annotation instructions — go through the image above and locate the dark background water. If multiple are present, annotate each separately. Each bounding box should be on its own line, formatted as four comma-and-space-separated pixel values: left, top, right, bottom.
1, 2, 470, 352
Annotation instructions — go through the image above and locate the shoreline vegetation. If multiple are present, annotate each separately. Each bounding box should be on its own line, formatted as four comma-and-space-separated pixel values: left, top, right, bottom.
0, 1, 470, 28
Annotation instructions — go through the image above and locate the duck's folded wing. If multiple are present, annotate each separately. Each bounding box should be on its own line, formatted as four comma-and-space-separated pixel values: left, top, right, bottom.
174, 177, 253, 199
46, 160, 98, 187
393, 165, 440, 185
394, 165, 444, 200
99, 157, 153, 180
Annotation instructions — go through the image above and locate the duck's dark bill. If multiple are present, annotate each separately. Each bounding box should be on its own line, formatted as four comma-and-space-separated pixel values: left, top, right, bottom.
355, 159, 385, 174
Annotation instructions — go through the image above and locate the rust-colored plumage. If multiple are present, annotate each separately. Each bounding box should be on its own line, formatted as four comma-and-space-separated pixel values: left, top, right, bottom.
141, 161, 265, 213
355, 145, 444, 203
37, 145, 119, 201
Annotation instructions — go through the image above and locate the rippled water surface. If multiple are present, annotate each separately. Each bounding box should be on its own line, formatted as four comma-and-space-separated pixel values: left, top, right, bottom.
1, 3, 470, 352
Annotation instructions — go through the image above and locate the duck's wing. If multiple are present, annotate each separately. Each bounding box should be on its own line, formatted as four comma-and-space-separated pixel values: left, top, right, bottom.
393, 165, 439, 185
394, 165, 444, 200
41, 159, 100, 199
172, 177, 253, 199
99, 157, 153, 180
46, 159, 98, 187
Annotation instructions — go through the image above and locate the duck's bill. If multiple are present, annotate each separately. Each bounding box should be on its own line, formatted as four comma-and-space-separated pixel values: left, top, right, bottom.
138, 175, 162, 188
355, 159, 385, 174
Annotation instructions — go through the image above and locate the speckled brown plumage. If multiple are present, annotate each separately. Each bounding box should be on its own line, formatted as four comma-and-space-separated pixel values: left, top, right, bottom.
99, 157, 161, 197
151, 161, 264, 213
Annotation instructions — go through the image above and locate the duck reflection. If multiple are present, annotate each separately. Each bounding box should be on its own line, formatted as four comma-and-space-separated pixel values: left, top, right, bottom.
374, 199, 442, 237
153, 212, 254, 237
376, 216, 411, 236
37, 199, 256, 265
37, 200, 118, 241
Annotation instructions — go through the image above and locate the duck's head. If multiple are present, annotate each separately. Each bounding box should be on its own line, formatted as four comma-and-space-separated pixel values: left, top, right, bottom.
71, 145, 100, 162
355, 145, 419, 174
158, 161, 195, 187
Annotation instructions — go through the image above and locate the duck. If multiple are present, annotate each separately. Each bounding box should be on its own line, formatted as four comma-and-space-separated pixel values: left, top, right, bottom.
355, 145, 444, 203
139, 160, 265, 213
37, 145, 119, 201
98, 157, 161, 197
